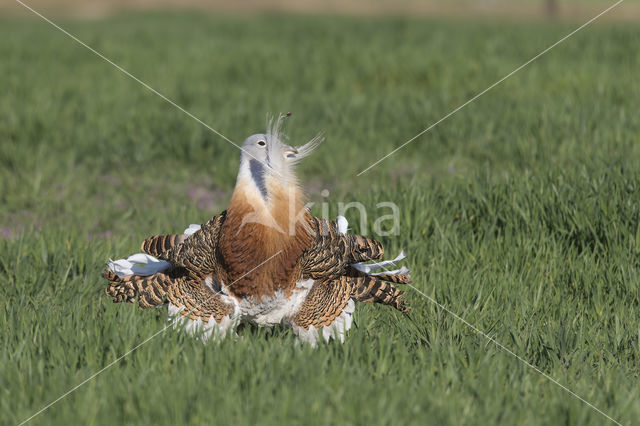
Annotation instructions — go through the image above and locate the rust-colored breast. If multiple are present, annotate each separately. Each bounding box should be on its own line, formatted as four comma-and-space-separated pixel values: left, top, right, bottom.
218, 188, 314, 300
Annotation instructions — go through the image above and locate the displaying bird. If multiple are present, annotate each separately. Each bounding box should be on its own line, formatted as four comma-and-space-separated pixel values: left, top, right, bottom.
103, 119, 410, 346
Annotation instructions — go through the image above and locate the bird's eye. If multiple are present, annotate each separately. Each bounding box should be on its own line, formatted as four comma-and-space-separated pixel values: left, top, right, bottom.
257, 140, 266, 147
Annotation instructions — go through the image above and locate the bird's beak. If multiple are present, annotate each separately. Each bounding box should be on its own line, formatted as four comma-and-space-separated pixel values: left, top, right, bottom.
284, 146, 299, 159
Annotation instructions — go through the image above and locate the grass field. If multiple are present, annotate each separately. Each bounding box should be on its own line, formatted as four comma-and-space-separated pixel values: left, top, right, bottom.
1, 10, 640, 425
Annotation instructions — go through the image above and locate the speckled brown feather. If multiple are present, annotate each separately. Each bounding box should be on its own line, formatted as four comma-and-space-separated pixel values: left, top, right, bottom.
294, 217, 409, 311
141, 234, 186, 257
348, 271, 409, 313
299, 217, 384, 281
365, 271, 411, 285
159, 212, 227, 281
291, 269, 409, 330
292, 278, 354, 328
104, 213, 231, 323
102, 268, 233, 323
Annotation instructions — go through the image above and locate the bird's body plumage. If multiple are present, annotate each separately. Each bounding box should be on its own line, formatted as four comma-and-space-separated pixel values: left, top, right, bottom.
217, 170, 313, 300
103, 122, 410, 345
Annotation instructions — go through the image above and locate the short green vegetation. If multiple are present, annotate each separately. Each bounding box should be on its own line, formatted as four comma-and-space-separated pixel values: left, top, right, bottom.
1, 12, 639, 425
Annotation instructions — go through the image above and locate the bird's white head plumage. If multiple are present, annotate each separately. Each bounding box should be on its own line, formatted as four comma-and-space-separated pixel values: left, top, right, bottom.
236, 117, 323, 202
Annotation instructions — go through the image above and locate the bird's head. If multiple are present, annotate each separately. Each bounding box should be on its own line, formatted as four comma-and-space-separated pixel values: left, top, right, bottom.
229, 117, 322, 236
237, 120, 323, 199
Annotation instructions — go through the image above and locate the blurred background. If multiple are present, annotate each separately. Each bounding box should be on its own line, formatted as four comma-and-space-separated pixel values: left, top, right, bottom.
1, 0, 638, 237
1, 0, 639, 20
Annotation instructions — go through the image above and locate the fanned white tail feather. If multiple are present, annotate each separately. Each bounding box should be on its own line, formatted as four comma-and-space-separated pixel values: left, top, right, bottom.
184, 224, 201, 237
352, 251, 407, 274
168, 303, 238, 342
107, 254, 171, 279
336, 215, 348, 234
369, 266, 411, 276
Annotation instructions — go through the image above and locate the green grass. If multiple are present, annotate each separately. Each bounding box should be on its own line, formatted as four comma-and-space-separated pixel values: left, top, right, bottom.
2, 11, 640, 425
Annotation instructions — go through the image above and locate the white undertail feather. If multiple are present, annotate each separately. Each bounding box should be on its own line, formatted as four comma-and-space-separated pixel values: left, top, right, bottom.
321, 298, 355, 343
242, 279, 314, 326
292, 323, 320, 346
168, 303, 239, 341
168, 279, 241, 342
292, 299, 355, 348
